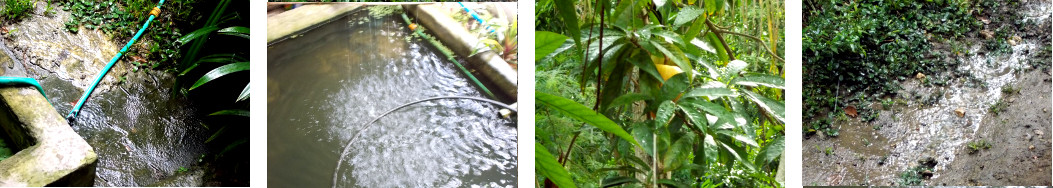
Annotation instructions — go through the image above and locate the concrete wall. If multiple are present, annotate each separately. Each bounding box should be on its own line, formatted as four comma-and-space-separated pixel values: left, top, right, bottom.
404, 4, 518, 99
0, 87, 97, 186
267, 4, 363, 44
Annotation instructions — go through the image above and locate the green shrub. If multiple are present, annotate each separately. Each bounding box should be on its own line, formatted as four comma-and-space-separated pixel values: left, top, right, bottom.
3, 0, 34, 20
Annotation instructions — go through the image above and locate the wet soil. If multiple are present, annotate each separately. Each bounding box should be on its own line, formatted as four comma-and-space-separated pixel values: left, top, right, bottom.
803, 0, 1052, 186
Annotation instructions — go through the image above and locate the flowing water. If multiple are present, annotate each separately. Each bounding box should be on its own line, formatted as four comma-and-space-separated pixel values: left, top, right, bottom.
0, 7, 209, 186
267, 9, 517, 188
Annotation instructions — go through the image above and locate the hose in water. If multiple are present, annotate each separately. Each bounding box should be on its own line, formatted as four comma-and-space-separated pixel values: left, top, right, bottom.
331, 96, 516, 187
68, 0, 166, 119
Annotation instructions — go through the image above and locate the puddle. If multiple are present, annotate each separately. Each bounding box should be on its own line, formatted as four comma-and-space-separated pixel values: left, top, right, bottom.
267, 8, 516, 188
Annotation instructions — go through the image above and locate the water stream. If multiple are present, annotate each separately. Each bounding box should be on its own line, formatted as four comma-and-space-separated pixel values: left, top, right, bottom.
267, 8, 517, 188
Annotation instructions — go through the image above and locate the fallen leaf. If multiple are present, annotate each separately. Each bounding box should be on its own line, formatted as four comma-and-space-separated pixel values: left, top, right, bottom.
916, 73, 926, 79
844, 106, 858, 118
955, 108, 965, 117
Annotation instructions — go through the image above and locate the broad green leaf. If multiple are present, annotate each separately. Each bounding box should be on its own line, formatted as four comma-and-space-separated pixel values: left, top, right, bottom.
209, 109, 249, 117
719, 138, 756, 171
655, 100, 676, 127
702, 134, 719, 164
632, 123, 655, 154
742, 90, 785, 123
607, 93, 653, 111
177, 26, 219, 45
684, 87, 737, 99
714, 130, 759, 148
536, 91, 640, 146
663, 134, 693, 172
674, 6, 705, 26
732, 73, 785, 89
677, 102, 709, 131
190, 62, 249, 90
683, 17, 708, 42
217, 26, 249, 39
659, 73, 690, 102
755, 136, 784, 167
554, 0, 580, 47
536, 31, 569, 61
725, 60, 748, 77
237, 83, 250, 102
536, 142, 577, 188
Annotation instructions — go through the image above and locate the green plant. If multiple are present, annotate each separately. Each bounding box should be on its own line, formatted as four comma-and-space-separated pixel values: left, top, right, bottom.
176, 167, 188, 173
898, 165, 930, 186
824, 147, 833, 155
967, 139, 992, 153
3, 0, 34, 20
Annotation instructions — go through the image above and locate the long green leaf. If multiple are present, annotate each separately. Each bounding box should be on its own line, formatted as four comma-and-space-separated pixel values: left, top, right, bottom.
607, 93, 652, 111
190, 62, 249, 90
554, 0, 580, 47
237, 83, 250, 102
536, 91, 640, 146
217, 26, 249, 39
742, 90, 785, 123
732, 73, 785, 89
209, 109, 249, 117
683, 87, 737, 99
536, 142, 577, 188
536, 31, 569, 61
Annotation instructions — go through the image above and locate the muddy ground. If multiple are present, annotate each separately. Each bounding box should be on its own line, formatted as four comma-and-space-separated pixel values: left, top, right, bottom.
803, 0, 1052, 186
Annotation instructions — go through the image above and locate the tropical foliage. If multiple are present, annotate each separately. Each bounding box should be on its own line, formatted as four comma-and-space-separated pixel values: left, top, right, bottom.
535, 0, 785, 187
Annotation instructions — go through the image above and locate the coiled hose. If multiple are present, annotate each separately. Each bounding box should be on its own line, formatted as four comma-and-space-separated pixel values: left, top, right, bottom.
331, 96, 516, 187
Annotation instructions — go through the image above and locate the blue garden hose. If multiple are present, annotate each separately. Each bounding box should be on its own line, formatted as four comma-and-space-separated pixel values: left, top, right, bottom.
457, 2, 496, 34
0, 77, 48, 101
68, 0, 166, 119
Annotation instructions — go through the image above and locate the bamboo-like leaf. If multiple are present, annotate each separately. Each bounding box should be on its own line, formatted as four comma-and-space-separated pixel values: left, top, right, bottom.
554, 0, 580, 47
742, 90, 785, 123
683, 87, 737, 99
177, 26, 220, 45
217, 26, 249, 39
536, 142, 577, 188
732, 73, 785, 89
209, 109, 249, 117
704, 32, 729, 61
536, 91, 641, 146
205, 126, 227, 143
190, 62, 249, 90
536, 31, 569, 61
237, 83, 250, 102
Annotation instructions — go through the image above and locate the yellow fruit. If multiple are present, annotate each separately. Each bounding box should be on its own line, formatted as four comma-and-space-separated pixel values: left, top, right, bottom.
655, 63, 683, 81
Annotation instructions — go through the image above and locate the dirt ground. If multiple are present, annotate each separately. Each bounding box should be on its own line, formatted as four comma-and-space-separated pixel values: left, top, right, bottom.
933, 69, 1052, 186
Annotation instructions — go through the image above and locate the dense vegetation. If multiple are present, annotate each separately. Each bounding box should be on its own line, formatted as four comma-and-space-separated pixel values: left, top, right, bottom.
536, 0, 785, 187
802, 0, 1043, 137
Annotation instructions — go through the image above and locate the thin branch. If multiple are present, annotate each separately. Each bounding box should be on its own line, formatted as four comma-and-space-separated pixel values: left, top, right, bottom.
705, 19, 737, 61
711, 25, 786, 63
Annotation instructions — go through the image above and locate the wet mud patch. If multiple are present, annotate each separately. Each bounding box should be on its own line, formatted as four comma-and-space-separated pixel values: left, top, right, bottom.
803, 0, 1052, 186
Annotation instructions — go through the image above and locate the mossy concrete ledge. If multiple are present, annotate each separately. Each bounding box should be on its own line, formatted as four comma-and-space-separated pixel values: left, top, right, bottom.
267, 4, 363, 44
0, 87, 97, 186
403, 4, 519, 99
